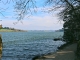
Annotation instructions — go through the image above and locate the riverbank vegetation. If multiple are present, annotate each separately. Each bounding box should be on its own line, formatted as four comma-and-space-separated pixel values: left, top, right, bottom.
0, 27, 26, 32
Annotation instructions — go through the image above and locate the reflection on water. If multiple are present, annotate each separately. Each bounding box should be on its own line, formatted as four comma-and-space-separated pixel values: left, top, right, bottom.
0, 34, 2, 59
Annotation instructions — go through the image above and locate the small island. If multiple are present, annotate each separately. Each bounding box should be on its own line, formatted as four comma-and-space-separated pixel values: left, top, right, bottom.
0, 25, 26, 32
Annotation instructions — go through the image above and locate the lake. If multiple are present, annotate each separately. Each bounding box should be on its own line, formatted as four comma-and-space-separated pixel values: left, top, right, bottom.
0, 31, 64, 60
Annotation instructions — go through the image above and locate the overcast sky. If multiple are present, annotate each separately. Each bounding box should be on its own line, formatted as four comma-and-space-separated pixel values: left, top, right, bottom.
0, 0, 64, 30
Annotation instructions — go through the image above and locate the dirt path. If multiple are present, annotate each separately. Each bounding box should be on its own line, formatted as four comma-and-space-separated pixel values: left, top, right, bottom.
35, 43, 77, 60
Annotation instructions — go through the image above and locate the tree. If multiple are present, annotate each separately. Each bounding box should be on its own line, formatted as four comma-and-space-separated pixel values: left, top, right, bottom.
46, 0, 80, 42
14, 0, 37, 20
0, 0, 37, 20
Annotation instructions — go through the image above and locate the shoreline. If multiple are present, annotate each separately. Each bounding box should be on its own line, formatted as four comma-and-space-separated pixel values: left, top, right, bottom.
32, 42, 73, 60
0, 29, 27, 32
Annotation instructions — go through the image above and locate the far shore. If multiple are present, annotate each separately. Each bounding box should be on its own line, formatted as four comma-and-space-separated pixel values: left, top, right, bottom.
0, 29, 27, 32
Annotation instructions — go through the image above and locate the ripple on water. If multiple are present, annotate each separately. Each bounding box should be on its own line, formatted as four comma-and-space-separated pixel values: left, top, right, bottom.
0, 32, 64, 60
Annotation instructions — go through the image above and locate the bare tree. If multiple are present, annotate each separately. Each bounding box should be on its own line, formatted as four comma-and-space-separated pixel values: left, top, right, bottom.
0, 0, 37, 21
14, 0, 37, 20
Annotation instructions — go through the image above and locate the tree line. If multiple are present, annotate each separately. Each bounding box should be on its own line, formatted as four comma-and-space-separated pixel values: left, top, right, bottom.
47, 0, 80, 43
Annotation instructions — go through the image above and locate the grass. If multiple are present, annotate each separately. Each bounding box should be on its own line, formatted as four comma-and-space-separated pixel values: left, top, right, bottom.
0, 29, 25, 32
0, 29, 15, 32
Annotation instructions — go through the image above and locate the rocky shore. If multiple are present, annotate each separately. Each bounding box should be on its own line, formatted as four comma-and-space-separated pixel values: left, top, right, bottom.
33, 43, 77, 60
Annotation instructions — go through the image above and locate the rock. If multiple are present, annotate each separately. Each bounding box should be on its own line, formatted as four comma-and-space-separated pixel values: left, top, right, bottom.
53, 38, 62, 41
0, 34, 2, 47
0, 34, 2, 58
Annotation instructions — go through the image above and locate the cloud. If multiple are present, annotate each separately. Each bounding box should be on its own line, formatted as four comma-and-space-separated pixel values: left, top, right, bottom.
0, 3, 64, 30
1, 14, 63, 30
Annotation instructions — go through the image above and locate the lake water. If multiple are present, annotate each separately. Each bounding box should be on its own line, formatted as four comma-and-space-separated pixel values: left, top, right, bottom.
0, 31, 64, 60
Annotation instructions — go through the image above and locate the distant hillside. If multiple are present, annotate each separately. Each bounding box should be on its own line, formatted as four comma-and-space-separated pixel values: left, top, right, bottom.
55, 28, 64, 32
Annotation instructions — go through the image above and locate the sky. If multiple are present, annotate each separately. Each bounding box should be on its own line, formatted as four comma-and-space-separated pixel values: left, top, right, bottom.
0, 0, 64, 30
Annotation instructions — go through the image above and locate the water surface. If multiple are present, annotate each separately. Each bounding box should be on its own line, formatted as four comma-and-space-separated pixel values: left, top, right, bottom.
0, 31, 64, 60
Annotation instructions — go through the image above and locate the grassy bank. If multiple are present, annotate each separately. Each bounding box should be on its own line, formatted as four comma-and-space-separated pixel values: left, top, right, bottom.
0, 29, 26, 32
0, 29, 15, 32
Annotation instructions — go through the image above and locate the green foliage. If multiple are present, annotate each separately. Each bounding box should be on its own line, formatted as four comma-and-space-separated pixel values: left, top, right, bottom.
46, 0, 80, 43
63, 10, 80, 42
61, 0, 80, 43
